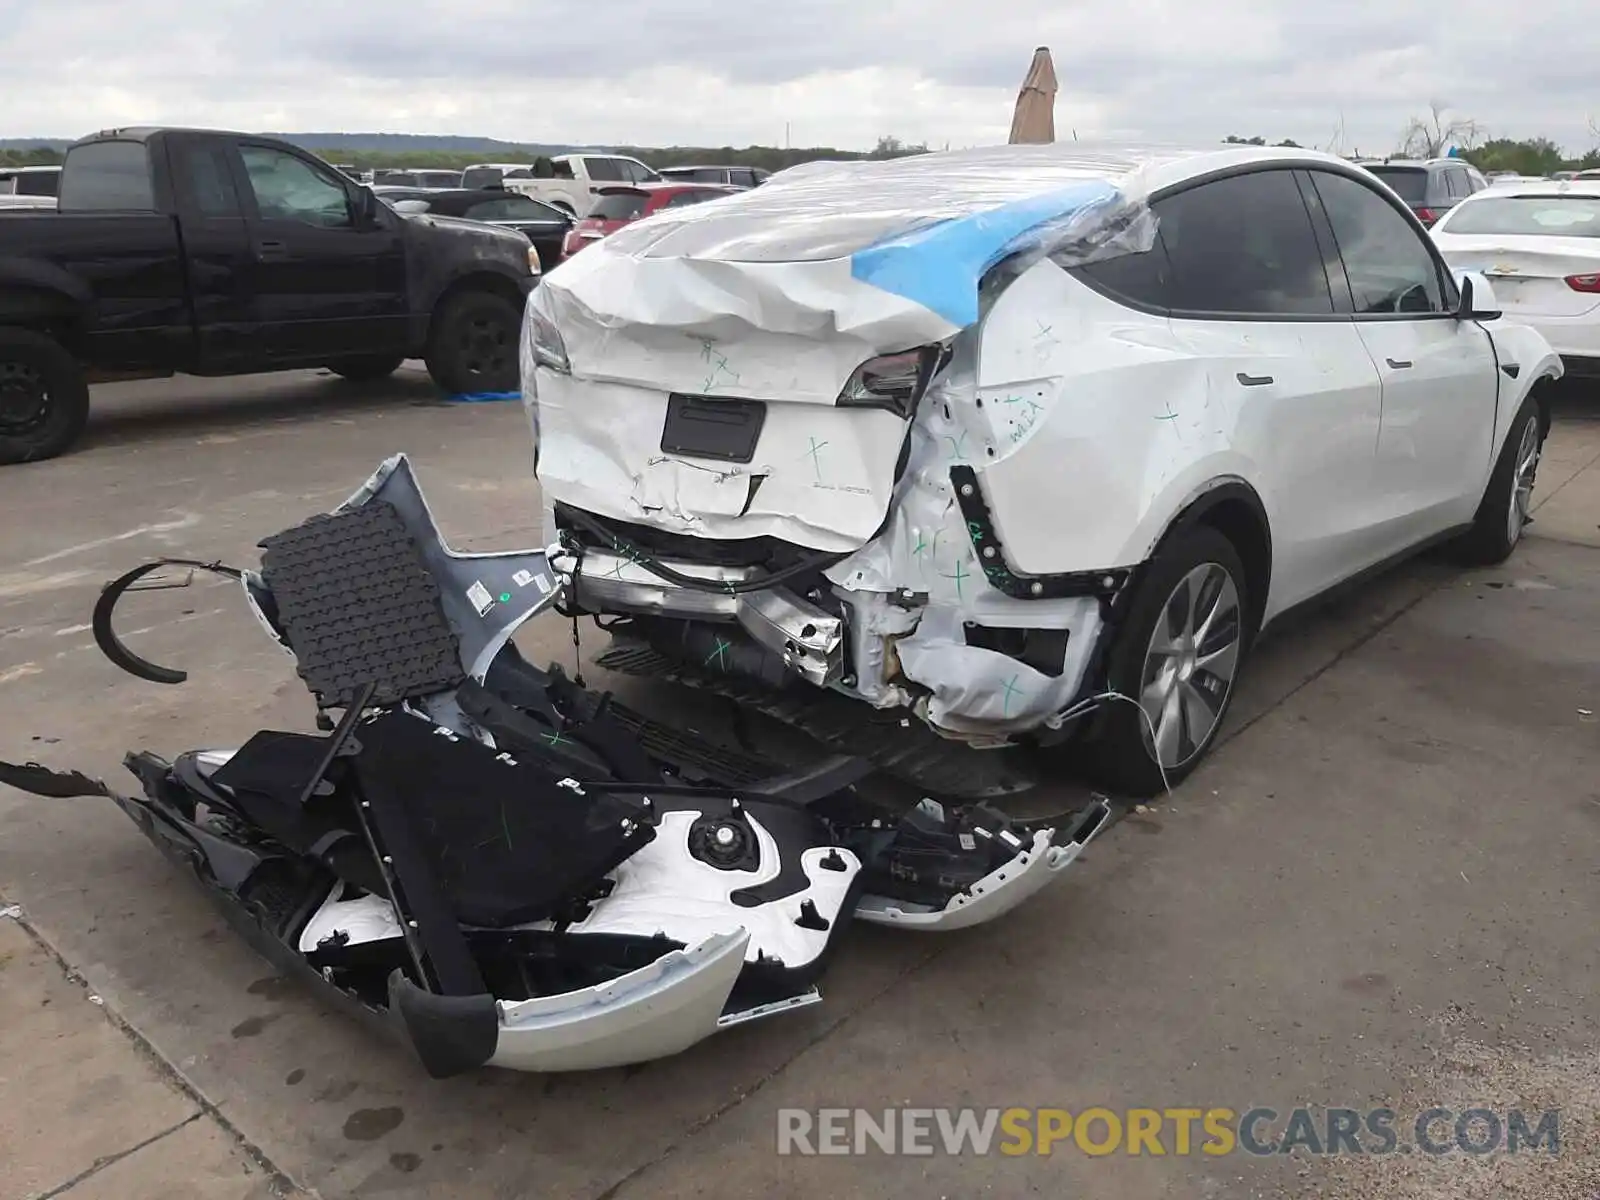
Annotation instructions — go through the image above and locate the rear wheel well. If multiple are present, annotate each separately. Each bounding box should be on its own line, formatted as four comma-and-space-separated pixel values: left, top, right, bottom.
1156, 487, 1271, 637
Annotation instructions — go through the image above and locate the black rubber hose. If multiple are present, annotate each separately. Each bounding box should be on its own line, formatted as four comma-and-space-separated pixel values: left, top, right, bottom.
92, 558, 244, 685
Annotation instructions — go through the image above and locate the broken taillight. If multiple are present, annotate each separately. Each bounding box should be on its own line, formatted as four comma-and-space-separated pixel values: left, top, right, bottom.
836, 345, 947, 418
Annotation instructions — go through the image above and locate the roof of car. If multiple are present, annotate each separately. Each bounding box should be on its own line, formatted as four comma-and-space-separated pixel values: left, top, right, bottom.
579, 143, 1375, 326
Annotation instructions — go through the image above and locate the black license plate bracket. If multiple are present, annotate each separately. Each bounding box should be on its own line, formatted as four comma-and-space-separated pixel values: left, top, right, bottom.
659, 394, 767, 464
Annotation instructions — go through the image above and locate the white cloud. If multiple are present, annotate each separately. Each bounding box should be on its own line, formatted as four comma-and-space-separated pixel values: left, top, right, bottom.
4, 0, 1597, 154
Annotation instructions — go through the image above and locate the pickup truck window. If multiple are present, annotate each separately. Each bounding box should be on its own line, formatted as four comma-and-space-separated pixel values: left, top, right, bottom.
585, 158, 625, 182
552, 160, 575, 180
179, 144, 243, 217
57, 142, 155, 212
240, 146, 352, 228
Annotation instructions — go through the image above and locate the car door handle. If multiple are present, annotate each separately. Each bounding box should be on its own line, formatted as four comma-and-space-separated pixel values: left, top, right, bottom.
255, 240, 289, 261
1236, 372, 1274, 387
1386, 357, 1413, 369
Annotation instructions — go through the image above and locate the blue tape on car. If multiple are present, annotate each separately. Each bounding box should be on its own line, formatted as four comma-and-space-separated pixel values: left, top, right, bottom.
446, 391, 523, 404
848, 180, 1122, 328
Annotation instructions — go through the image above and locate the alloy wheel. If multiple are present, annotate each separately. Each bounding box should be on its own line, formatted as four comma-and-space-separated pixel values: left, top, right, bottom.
1507, 416, 1541, 547
1138, 562, 1243, 770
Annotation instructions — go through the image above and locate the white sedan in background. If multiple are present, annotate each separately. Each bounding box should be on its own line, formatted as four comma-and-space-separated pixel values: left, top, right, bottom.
1430, 180, 1600, 378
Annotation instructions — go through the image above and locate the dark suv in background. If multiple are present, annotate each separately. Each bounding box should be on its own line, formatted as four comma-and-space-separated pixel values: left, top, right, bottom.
1359, 158, 1488, 227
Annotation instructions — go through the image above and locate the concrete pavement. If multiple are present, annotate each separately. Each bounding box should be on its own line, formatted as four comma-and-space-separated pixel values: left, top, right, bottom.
0, 370, 1597, 1199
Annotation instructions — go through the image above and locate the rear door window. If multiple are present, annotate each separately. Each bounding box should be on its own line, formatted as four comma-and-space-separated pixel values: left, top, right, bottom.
1151, 168, 1334, 315
585, 158, 624, 182
58, 141, 156, 211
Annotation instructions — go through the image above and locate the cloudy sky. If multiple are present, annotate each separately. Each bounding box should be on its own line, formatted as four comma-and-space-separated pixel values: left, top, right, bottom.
3, 0, 1593, 154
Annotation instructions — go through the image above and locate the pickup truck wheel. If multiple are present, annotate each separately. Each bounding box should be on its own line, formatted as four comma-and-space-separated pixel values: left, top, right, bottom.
326, 355, 404, 383
0, 329, 90, 465
425, 291, 521, 395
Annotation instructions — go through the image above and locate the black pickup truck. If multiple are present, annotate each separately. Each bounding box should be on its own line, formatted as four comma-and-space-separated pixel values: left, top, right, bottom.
0, 127, 538, 464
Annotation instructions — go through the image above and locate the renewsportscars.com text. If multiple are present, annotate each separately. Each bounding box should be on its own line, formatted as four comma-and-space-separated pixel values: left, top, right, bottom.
776, 1106, 1561, 1157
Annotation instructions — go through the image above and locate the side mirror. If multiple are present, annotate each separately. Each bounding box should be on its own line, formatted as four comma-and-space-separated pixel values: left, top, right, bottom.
1455, 271, 1502, 321
354, 186, 380, 227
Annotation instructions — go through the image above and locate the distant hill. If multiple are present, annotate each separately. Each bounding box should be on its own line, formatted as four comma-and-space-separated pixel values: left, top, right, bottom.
0, 132, 596, 154
0, 131, 894, 173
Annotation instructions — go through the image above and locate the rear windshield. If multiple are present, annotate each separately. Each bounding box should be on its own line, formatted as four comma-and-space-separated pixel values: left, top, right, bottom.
662, 167, 725, 183
591, 192, 647, 220
1367, 167, 1429, 203
1441, 195, 1600, 237
461, 167, 504, 189
58, 141, 155, 211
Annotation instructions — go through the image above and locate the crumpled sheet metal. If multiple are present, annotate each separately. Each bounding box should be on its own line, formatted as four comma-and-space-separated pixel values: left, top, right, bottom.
527, 145, 1164, 559
824, 315, 1107, 734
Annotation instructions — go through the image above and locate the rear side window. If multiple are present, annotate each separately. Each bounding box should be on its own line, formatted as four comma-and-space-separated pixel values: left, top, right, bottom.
1076, 242, 1173, 308
1310, 170, 1445, 314
552, 160, 575, 180
58, 141, 155, 211
1152, 169, 1334, 315
590, 191, 647, 219
1367, 167, 1428, 204
461, 167, 504, 189
730, 169, 758, 187
177, 143, 242, 218
585, 157, 624, 182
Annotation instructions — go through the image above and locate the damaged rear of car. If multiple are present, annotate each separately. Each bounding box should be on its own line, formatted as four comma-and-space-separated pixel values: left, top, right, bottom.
526, 143, 1562, 797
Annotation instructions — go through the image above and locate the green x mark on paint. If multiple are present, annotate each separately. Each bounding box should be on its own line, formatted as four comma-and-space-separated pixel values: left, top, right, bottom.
911, 531, 929, 557
806, 436, 829, 482
944, 431, 967, 461
1000, 674, 1024, 716
941, 559, 971, 599
705, 636, 733, 670
542, 730, 572, 748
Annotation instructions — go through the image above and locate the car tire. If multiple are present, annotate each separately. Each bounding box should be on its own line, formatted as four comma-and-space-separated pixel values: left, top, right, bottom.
0, 327, 90, 465
326, 355, 404, 383
1083, 525, 1254, 798
1448, 395, 1545, 567
424, 291, 521, 396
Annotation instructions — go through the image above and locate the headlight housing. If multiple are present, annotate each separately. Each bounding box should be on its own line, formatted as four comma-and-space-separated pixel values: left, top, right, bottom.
528, 306, 570, 375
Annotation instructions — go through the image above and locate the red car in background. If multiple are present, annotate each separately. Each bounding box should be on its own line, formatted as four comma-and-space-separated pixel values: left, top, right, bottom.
561, 182, 739, 258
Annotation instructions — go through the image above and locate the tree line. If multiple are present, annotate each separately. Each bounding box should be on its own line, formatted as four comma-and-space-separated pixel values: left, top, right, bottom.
8, 117, 1597, 178
1, 135, 930, 173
